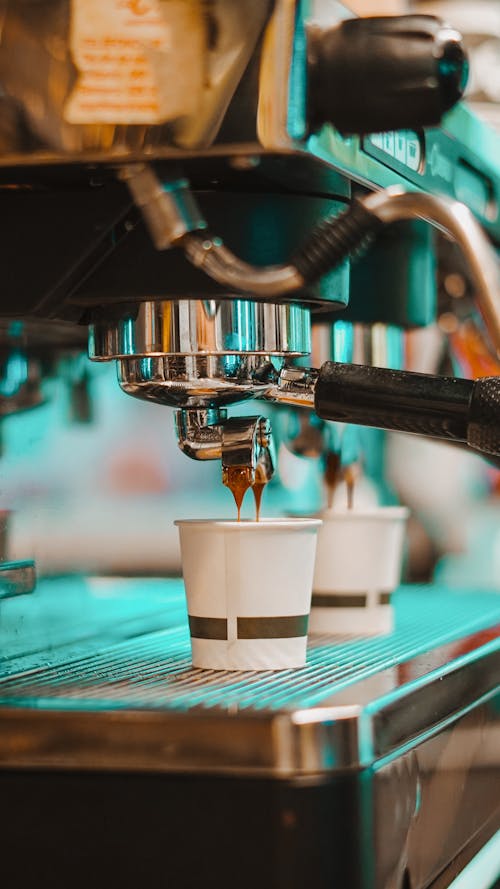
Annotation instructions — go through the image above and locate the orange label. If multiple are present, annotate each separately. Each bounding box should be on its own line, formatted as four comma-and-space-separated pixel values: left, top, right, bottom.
65, 0, 204, 125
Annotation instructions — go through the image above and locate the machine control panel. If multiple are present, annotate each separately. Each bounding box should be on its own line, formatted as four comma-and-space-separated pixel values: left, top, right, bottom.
362, 128, 497, 227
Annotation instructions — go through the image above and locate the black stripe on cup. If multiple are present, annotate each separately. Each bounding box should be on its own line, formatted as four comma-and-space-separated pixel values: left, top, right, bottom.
311, 592, 392, 608
237, 615, 309, 639
188, 616, 228, 640
188, 615, 309, 641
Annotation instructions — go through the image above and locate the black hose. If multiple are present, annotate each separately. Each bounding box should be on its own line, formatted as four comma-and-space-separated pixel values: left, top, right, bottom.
291, 200, 383, 283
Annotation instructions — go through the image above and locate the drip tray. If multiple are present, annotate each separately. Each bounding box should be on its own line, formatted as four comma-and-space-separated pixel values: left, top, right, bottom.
0, 579, 499, 776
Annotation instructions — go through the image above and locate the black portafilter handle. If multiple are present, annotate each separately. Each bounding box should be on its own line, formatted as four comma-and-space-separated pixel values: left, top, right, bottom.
314, 363, 500, 459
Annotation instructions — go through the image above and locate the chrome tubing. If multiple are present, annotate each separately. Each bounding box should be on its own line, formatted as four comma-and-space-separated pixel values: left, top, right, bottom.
363, 187, 500, 354
122, 168, 500, 353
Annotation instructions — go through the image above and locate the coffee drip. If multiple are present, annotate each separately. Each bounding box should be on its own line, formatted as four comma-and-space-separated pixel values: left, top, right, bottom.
324, 452, 341, 510
343, 463, 360, 510
252, 464, 267, 521
223, 464, 268, 521
324, 452, 360, 510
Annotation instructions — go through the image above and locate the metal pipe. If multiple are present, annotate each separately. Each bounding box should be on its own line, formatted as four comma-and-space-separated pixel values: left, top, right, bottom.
183, 234, 304, 298
363, 187, 500, 354
123, 167, 500, 352
261, 366, 317, 409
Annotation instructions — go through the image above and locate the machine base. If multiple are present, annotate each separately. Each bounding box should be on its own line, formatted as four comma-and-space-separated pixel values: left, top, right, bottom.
0, 578, 499, 889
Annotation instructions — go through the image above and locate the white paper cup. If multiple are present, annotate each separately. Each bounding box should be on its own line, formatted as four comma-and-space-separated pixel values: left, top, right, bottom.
310, 506, 409, 636
175, 518, 321, 670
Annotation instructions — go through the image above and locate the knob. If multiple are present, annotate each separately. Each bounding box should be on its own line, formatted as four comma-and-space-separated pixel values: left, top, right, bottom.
308, 15, 468, 136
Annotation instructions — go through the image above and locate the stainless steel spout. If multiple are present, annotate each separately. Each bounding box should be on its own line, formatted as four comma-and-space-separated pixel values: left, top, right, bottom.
174, 408, 227, 462
89, 296, 308, 483
222, 416, 274, 486
175, 408, 274, 484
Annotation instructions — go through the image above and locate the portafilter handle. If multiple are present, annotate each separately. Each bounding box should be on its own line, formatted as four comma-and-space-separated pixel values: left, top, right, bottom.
313, 362, 500, 460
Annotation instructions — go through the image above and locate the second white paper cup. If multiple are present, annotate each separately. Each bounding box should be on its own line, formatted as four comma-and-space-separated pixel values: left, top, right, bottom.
310, 506, 409, 636
175, 518, 321, 670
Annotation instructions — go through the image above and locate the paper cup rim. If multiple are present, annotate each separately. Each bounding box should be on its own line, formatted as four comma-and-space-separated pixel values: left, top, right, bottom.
317, 506, 409, 521
174, 518, 322, 532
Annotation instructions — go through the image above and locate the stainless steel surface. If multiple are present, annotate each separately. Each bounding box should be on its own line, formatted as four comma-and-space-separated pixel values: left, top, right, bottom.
174, 410, 275, 484
262, 365, 317, 409
0, 560, 36, 600
374, 708, 500, 889
365, 187, 500, 354
0, 580, 498, 777
118, 354, 279, 409
183, 230, 305, 298
96, 297, 311, 468
119, 165, 206, 249
89, 299, 311, 360
221, 415, 274, 483
174, 408, 227, 461
0, 579, 498, 889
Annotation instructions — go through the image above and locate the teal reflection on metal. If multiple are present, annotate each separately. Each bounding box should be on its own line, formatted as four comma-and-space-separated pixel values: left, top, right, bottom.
386, 325, 404, 370
0, 351, 28, 396
7, 320, 24, 338
122, 317, 135, 355
221, 353, 240, 375
1, 584, 499, 719
139, 356, 153, 378
448, 830, 500, 889
332, 320, 354, 363
287, 7, 307, 140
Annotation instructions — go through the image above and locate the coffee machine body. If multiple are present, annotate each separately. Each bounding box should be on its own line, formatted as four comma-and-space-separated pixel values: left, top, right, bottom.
0, 3, 499, 888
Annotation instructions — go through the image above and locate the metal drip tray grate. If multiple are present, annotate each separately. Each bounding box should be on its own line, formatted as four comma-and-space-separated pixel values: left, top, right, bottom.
1, 581, 499, 713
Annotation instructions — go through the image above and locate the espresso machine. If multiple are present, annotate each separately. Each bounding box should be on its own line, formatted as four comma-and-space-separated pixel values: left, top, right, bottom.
0, 2, 499, 887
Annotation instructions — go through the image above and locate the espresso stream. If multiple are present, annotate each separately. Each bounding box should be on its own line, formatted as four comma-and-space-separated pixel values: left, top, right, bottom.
324, 451, 341, 510
252, 464, 268, 522
223, 464, 268, 521
324, 453, 359, 510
